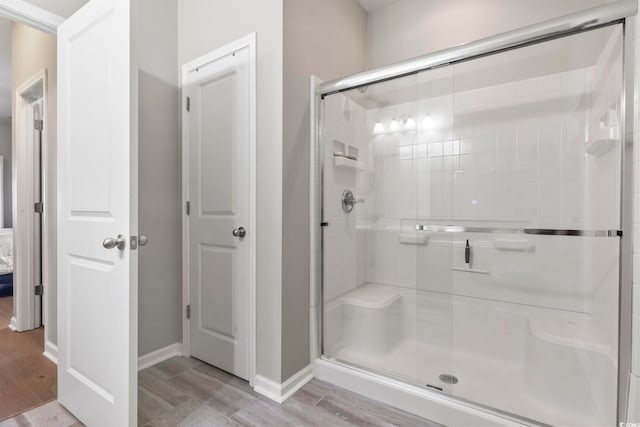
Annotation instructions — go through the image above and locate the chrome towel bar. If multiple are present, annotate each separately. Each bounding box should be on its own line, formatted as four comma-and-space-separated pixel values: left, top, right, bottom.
415, 224, 622, 237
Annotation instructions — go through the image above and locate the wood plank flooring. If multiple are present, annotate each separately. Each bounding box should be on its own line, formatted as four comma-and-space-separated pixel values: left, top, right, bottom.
138, 356, 440, 427
0, 296, 57, 422
1, 356, 441, 426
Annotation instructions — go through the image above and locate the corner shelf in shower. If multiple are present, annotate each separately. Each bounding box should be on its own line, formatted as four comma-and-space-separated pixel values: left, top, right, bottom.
333, 155, 363, 170
333, 140, 363, 170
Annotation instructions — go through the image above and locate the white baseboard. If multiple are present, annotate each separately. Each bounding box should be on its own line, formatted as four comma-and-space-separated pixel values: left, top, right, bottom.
138, 342, 183, 371
9, 316, 17, 331
43, 341, 58, 364
254, 364, 313, 404
629, 373, 640, 422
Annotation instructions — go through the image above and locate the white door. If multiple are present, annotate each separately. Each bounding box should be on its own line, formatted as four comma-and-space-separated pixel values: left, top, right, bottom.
185, 43, 252, 380
57, 1, 137, 426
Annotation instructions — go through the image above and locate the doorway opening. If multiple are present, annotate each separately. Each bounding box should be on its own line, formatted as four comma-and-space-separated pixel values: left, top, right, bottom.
0, 20, 57, 422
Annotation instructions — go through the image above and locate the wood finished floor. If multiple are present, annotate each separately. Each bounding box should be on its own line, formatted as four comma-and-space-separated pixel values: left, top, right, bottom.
0, 296, 57, 422
2, 356, 440, 426
138, 357, 440, 426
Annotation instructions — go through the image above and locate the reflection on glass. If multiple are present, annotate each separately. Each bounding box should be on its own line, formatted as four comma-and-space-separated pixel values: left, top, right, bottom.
321, 24, 622, 426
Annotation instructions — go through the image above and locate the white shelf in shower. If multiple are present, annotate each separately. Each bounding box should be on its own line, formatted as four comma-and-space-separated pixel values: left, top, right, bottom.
333, 155, 363, 170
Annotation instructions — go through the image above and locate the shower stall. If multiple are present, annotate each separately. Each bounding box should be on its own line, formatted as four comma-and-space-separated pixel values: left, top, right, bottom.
311, 2, 635, 425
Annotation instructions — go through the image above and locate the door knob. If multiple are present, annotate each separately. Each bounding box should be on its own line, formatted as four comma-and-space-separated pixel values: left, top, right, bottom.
232, 227, 246, 238
103, 234, 126, 250
139, 235, 149, 246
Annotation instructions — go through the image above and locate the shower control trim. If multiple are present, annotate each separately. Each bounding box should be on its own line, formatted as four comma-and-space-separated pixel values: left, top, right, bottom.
342, 189, 364, 213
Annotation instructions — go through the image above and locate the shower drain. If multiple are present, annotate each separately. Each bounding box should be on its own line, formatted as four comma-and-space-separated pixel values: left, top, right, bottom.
439, 374, 459, 384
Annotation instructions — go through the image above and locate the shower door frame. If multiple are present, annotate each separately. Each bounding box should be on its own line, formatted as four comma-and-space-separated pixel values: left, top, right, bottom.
310, 1, 637, 424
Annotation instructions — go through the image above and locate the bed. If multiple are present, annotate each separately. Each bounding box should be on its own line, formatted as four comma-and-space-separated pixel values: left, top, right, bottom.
0, 228, 13, 298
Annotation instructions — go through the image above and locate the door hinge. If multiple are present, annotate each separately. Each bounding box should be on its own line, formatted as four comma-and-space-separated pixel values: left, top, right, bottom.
35, 285, 43, 296
34, 120, 43, 131
34, 202, 43, 213
186, 304, 191, 319
186, 97, 190, 112
186, 201, 190, 216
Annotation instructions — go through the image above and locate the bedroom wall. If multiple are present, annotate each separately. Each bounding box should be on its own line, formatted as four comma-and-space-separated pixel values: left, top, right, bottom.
11, 22, 56, 346
0, 119, 11, 227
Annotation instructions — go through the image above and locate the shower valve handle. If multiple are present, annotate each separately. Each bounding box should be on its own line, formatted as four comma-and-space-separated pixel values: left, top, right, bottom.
342, 189, 364, 213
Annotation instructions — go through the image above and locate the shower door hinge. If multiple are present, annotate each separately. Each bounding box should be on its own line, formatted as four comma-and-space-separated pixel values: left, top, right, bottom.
34, 120, 43, 131
186, 201, 191, 216
34, 285, 43, 296
34, 202, 43, 213
186, 304, 191, 319
186, 97, 190, 112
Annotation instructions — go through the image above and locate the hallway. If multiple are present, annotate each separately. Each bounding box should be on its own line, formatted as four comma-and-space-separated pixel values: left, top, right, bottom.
0, 297, 57, 421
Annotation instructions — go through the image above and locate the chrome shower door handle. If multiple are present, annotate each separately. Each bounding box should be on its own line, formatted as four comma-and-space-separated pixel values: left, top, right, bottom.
103, 234, 126, 250
232, 227, 246, 238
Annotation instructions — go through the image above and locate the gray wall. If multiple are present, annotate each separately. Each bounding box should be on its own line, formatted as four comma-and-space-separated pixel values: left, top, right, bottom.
0, 120, 11, 227
366, 0, 617, 68
11, 22, 56, 343
282, 0, 367, 381
137, 0, 182, 357
178, 0, 284, 382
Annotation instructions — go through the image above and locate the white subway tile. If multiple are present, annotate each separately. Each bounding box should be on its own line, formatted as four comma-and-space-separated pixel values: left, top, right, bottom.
459, 153, 477, 170
460, 138, 476, 154
477, 134, 496, 152
477, 152, 496, 169
443, 139, 460, 156
428, 142, 443, 158
398, 145, 413, 160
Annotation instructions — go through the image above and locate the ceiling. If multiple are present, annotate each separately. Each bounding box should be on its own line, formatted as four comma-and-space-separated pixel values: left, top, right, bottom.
357, 0, 399, 13
23, 0, 88, 18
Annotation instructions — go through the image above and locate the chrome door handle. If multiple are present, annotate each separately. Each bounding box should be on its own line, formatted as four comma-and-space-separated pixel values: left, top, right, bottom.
232, 227, 246, 238
139, 235, 149, 246
103, 234, 126, 250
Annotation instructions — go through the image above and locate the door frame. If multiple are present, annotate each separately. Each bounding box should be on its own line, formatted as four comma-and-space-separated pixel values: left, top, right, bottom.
12, 70, 50, 342
181, 33, 257, 385
0, 1, 63, 363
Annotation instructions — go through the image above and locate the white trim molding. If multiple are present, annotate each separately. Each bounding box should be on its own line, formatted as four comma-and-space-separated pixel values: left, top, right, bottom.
14, 69, 48, 333
629, 373, 640, 422
138, 343, 183, 371
43, 341, 57, 364
254, 365, 313, 404
9, 315, 16, 331
0, 0, 64, 34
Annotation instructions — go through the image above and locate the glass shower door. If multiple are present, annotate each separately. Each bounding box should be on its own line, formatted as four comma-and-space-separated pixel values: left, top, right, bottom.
320, 70, 457, 388
414, 24, 623, 425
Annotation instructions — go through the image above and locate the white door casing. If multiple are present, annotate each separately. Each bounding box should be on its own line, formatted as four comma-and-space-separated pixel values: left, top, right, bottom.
57, 0, 137, 426
13, 71, 46, 333
182, 34, 256, 382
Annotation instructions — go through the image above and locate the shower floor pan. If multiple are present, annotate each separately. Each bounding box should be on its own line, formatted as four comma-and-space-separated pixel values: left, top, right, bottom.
323, 283, 617, 426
